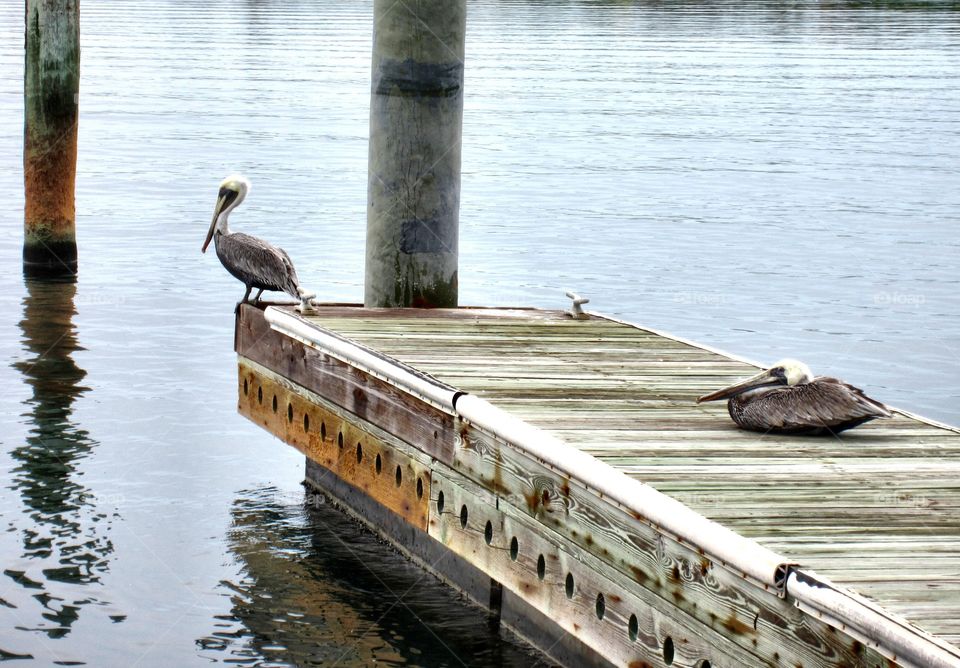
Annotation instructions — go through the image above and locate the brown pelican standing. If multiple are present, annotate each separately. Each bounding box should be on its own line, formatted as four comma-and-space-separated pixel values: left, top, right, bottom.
697, 359, 892, 435
202, 174, 300, 304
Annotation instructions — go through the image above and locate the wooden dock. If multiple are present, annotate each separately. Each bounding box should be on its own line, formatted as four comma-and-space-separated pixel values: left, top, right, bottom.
234, 303, 960, 668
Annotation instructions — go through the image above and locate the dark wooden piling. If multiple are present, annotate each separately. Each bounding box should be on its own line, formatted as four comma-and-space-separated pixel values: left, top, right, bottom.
364, 0, 466, 308
23, 0, 80, 277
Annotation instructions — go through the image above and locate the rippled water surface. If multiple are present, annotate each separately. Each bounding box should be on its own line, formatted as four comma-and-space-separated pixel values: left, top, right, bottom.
1, 0, 958, 664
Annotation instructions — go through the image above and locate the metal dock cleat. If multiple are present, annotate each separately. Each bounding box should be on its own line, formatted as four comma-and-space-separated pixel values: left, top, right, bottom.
565, 291, 590, 320
296, 288, 317, 315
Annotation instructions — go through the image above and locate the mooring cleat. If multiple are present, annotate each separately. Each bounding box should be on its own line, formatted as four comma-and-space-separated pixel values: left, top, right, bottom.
296, 289, 317, 315
565, 291, 590, 320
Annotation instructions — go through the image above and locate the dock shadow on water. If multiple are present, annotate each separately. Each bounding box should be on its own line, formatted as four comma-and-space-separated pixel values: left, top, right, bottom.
199, 486, 541, 667
2, 278, 117, 658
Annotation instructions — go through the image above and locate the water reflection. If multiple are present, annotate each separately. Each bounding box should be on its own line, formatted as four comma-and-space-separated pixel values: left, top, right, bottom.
6, 278, 114, 640
201, 486, 538, 667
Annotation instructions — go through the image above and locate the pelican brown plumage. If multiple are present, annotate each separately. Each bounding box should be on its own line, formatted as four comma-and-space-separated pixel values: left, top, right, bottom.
202, 174, 300, 304
697, 359, 892, 435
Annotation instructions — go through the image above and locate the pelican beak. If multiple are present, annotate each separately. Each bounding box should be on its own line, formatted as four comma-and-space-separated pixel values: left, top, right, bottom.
697, 368, 783, 403
202, 194, 227, 254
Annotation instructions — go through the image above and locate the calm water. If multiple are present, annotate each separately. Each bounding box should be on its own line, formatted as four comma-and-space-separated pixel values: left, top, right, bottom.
1, 0, 959, 665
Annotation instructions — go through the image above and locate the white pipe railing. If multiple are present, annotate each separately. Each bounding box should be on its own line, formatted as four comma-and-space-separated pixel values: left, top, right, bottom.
265, 307, 459, 411
787, 570, 960, 667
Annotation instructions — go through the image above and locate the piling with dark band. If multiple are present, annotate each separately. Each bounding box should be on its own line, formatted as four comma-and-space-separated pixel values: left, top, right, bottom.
373, 59, 464, 98
24, 0, 80, 277
364, 0, 466, 308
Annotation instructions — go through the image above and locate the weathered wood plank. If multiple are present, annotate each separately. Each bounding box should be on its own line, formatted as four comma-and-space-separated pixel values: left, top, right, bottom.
428, 468, 760, 668
453, 420, 893, 667
296, 306, 960, 649
236, 304, 458, 465
245, 304, 960, 654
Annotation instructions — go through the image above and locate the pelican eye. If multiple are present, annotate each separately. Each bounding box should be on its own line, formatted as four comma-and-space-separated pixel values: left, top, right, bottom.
219, 187, 239, 205
772, 367, 787, 380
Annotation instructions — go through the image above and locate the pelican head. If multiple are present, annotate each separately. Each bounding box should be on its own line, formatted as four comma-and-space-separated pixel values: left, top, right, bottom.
202, 174, 252, 253
697, 358, 813, 403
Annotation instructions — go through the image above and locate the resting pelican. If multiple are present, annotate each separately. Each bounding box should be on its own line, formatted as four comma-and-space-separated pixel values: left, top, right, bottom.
202, 174, 300, 304
697, 359, 892, 435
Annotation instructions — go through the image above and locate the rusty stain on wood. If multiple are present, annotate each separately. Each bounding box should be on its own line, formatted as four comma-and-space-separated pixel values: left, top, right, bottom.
238, 358, 431, 531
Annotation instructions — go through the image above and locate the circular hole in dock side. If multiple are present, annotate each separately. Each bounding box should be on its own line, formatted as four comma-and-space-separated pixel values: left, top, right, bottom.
395, 465, 402, 487
257, 387, 263, 404
272, 395, 278, 413
662, 637, 675, 665
356, 442, 363, 464
303, 413, 310, 432
459, 504, 468, 529
484, 520, 493, 545
287, 402, 293, 423
595, 593, 605, 620
510, 537, 519, 561
700, 661, 711, 668
437, 490, 445, 513
375, 453, 382, 474
416, 477, 423, 499
565, 572, 575, 599
537, 554, 545, 580
628, 614, 638, 642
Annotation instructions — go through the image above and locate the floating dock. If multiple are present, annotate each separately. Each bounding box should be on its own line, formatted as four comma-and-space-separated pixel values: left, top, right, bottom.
235, 303, 960, 668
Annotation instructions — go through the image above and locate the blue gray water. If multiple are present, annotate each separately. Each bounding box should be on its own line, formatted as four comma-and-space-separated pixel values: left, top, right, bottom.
1, 1, 958, 665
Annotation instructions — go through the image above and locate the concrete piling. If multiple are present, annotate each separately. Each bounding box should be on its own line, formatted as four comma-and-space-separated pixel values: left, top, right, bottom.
364, 0, 466, 308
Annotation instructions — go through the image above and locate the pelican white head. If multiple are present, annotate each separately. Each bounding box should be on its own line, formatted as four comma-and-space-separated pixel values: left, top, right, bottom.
769, 359, 814, 386
219, 174, 251, 200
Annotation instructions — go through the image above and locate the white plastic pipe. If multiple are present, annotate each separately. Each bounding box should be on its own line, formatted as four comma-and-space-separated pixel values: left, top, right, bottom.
787, 570, 960, 667
265, 307, 459, 411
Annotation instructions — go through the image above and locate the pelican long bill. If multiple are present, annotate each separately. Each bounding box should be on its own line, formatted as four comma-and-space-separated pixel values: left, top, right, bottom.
202, 194, 228, 253
696, 368, 782, 403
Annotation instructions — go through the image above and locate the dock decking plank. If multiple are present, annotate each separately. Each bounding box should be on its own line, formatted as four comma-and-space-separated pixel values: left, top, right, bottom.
302, 307, 960, 647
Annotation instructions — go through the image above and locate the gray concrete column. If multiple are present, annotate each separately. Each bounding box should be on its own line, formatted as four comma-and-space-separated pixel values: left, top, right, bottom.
364, 0, 466, 308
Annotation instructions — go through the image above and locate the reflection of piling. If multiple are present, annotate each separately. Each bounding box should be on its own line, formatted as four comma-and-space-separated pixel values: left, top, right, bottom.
13, 278, 112, 591
364, 0, 466, 308
23, 0, 80, 277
